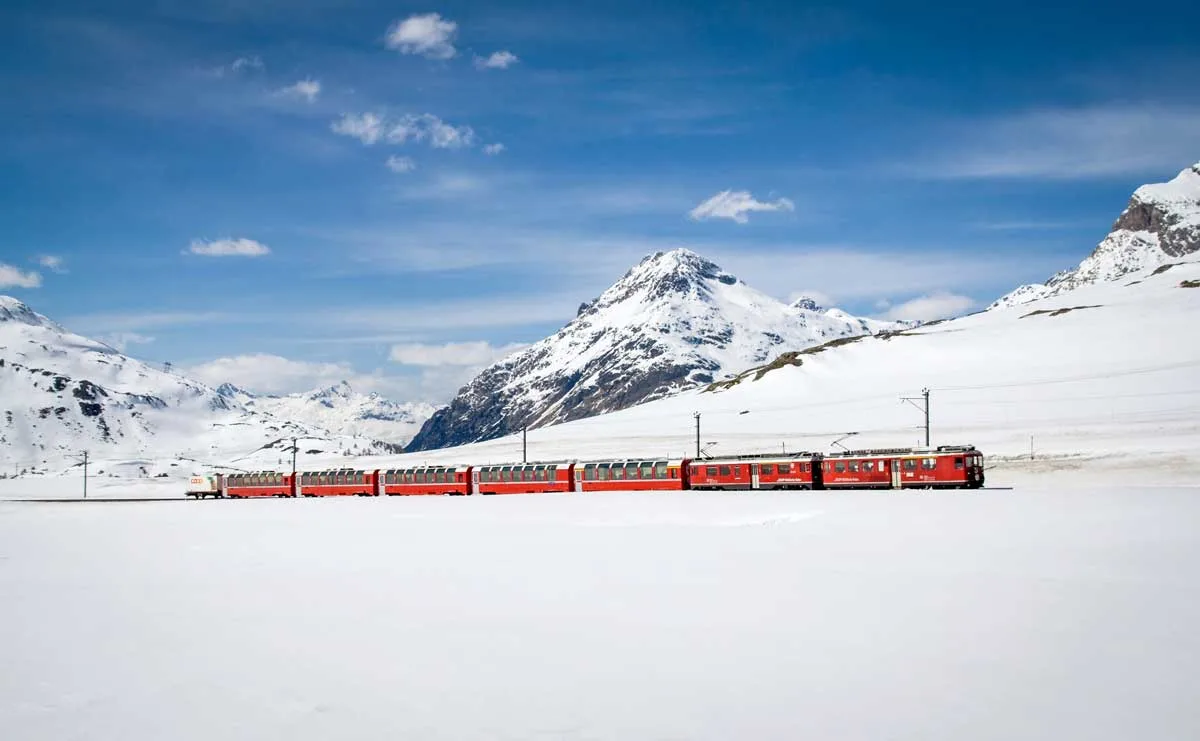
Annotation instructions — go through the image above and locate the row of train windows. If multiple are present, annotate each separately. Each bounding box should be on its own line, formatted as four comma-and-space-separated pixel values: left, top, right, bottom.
698, 463, 805, 477
479, 467, 558, 483
300, 472, 366, 485
581, 463, 671, 481
232, 474, 284, 486
384, 471, 458, 484
826, 458, 939, 473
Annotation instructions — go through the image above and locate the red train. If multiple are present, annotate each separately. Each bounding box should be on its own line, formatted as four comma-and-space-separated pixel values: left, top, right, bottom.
190, 445, 985, 498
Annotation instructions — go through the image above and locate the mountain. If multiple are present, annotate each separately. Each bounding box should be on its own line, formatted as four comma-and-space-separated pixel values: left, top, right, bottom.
0, 296, 404, 475
406, 249, 905, 451
993, 161, 1200, 308
221, 380, 437, 446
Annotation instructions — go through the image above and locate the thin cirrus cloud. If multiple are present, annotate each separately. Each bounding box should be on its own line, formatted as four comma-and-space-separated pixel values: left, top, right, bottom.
482, 143, 505, 156
35, 255, 67, 272
187, 238, 271, 257
100, 332, 155, 353
332, 113, 476, 149
688, 190, 795, 224
877, 292, 977, 322
389, 341, 530, 367
187, 353, 362, 396
385, 13, 458, 60
276, 79, 321, 102
386, 155, 417, 173
474, 51, 519, 70
0, 263, 43, 289
909, 105, 1200, 180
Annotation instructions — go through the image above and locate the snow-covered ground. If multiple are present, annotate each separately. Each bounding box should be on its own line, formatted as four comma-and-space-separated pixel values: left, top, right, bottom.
2, 487, 1197, 740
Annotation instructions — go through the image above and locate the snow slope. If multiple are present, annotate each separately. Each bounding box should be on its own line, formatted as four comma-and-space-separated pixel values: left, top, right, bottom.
994, 161, 1200, 307
0, 297, 405, 475
218, 381, 437, 446
335, 257, 1200, 484
408, 249, 905, 450
2, 486, 1197, 740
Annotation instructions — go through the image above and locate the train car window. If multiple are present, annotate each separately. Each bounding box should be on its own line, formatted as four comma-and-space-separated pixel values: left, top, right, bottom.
718, 466, 731, 476
612, 466, 625, 480
655, 463, 667, 478
669, 468, 678, 479
849, 461, 859, 472
955, 457, 964, 469
760, 464, 774, 475
599, 464, 610, 480
627, 464, 641, 479
706, 466, 717, 476
835, 462, 846, 473
923, 458, 937, 470
904, 459, 917, 471
584, 465, 596, 481
640, 463, 653, 478
778, 463, 791, 474
502, 469, 512, 482
863, 461, 874, 472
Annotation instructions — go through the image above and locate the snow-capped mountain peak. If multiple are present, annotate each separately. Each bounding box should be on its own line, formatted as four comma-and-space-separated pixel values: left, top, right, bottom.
406, 249, 904, 451
789, 296, 824, 312
239, 381, 437, 445
992, 161, 1200, 308
0, 296, 62, 331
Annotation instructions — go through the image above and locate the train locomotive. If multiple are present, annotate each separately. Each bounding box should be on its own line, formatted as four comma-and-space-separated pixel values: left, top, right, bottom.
188, 445, 985, 498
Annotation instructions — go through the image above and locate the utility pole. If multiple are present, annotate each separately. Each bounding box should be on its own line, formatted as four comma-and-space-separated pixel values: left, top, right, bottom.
693, 412, 701, 458
901, 388, 931, 447
291, 438, 298, 477
82, 450, 88, 499
522, 425, 527, 463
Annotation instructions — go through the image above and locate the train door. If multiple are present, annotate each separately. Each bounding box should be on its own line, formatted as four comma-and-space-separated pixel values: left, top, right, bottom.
294, 473, 302, 498
890, 459, 902, 489
469, 468, 479, 496
750, 464, 760, 490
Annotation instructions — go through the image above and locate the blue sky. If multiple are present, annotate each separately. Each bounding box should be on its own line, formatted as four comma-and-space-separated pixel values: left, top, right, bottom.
2, 0, 1199, 402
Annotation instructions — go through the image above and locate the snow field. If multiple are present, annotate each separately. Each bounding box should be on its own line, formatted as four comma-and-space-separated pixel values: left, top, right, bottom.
2, 488, 1198, 740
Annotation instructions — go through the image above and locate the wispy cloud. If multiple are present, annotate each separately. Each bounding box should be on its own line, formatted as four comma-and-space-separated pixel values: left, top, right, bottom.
385, 155, 416, 173
332, 112, 476, 149
187, 353, 360, 396
482, 143, 506, 156
0, 263, 42, 289
876, 292, 976, 322
331, 112, 385, 145
187, 238, 271, 257
389, 341, 529, 366
100, 332, 155, 352
209, 55, 264, 78
474, 51, 519, 70
971, 220, 1091, 231
688, 190, 795, 224
907, 105, 1200, 180
385, 13, 457, 60
34, 255, 67, 273
276, 79, 321, 102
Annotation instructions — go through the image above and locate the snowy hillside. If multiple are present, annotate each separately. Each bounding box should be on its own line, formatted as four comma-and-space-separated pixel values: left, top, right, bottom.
407, 249, 904, 451
0, 297, 404, 475
350, 258, 1200, 483
217, 381, 437, 446
994, 161, 1200, 307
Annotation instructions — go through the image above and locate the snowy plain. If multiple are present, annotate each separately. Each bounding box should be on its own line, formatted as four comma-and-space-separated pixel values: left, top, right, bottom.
2, 487, 1198, 741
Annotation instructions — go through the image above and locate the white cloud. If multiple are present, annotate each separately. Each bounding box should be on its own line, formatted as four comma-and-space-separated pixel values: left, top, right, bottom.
389, 341, 529, 367
100, 332, 155, 352
34, 255, 66, 272
187, 238, 271, 257
385, 155, 417, 173
0, 263, 42, 289
688, 190, 795, 224
334, 112, 475, 149
187, 353, 360, 396
385, 13, 457, 60
474, 51, 519, 70
331, 112, 385, 145
278, 79, 321, 102
210, 55, 264, 77
911, 105, 1200, 180
879, 292, 976, 322
387, 113, 475, 149
483, 143, 506, 156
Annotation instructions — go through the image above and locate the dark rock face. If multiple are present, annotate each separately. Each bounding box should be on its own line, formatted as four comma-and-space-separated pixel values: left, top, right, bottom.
1112, 197, 1199, 258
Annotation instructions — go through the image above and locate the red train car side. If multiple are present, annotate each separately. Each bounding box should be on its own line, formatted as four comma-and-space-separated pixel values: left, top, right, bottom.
820, 446, 984, 489
225, 471, 295, 498
688, 455, 819, 490
382, 465, 471, 496
297, 469, 380, 497
572, 459, 689, 492
474, 462, 573, 494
